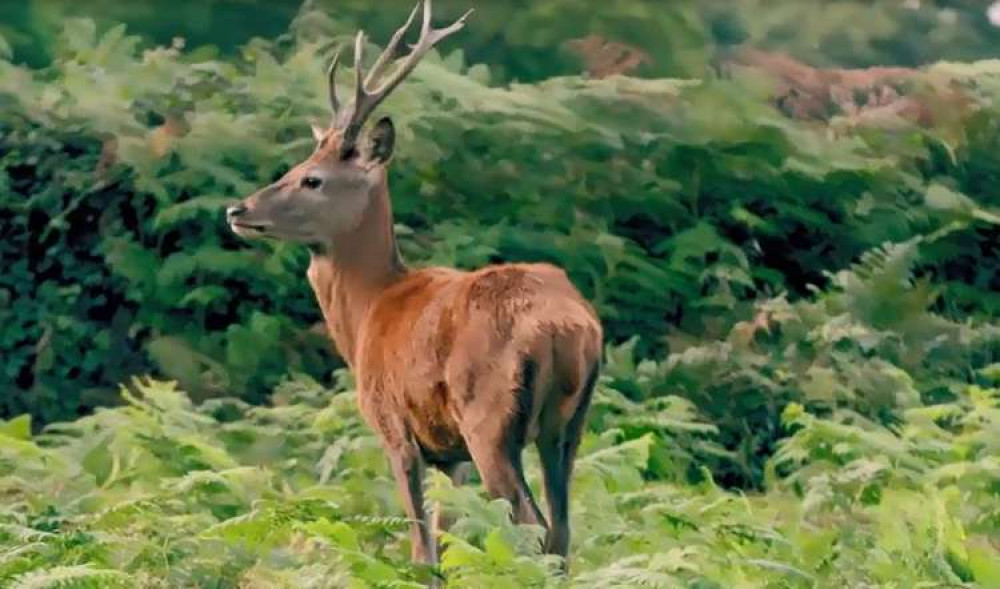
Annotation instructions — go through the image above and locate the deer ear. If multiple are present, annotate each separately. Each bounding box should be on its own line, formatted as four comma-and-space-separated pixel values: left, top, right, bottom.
311, 124, 326, 142
365, 117, 395, 164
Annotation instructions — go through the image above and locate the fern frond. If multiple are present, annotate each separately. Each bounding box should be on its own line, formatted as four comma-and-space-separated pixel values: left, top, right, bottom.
11, 565, 133, 589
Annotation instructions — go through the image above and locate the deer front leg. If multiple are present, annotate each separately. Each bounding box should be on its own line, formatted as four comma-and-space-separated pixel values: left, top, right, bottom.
386, 442, 436, 564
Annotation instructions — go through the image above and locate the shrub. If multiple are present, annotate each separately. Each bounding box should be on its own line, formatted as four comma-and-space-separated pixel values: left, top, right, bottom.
0, 375, 997, 586
4, 8, 1000, 423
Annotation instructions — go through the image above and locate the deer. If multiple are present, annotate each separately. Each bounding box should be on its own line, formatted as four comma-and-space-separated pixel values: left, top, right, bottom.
225, 0, 602, 572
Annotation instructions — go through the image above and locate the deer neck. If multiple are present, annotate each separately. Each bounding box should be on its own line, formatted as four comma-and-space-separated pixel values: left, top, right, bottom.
307, 178, 406, 368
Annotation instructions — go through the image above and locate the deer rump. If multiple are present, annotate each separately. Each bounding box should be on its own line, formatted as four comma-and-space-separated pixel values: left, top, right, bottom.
354, 262, 602, 468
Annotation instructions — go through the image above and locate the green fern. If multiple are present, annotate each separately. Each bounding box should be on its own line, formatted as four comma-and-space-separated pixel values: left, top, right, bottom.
11, 566, 133, 589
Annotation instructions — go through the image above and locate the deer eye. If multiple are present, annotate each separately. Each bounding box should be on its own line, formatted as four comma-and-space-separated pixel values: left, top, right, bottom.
301, 176, 323, 190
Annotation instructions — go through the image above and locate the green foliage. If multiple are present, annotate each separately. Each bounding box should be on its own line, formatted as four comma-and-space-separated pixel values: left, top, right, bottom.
597, 233, 999, 487
4, 2, 1000, 423
0, 376, 997, 586
7, 1, 1000, 78
718, 0, 1000, 69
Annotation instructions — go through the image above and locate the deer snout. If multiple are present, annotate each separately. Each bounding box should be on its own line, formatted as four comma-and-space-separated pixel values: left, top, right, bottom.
226, 200, 271, 237
226, 202, 248, 221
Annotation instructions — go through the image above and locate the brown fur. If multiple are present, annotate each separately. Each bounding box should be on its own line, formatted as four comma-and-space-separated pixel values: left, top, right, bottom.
261, 134, 605, 569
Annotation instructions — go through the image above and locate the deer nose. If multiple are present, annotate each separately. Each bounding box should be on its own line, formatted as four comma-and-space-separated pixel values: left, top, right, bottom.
226, 203, 248, 220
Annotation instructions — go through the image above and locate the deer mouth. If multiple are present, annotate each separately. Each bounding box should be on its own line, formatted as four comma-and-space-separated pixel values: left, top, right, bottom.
230, 221, 271, 236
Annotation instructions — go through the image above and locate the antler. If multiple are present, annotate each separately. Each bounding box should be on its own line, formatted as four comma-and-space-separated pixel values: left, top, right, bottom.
326, 0, 473, 155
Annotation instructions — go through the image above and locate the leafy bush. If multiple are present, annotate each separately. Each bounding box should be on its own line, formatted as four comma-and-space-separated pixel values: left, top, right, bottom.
601, 236, 1000, 487
4, 3, 1000, 424
8, 1, 1000, 78
0, 375, 997, 586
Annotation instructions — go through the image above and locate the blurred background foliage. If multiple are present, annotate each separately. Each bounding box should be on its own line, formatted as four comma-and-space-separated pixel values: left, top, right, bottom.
5, 0, 1000, 77
1, 0, 1000, 486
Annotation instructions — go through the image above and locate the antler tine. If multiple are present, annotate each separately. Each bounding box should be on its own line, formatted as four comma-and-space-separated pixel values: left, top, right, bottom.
430, 8, 474, 46
420, 0, 433, 38
337, 0, 472, 150
326, 49, 342, 116
367, 1, 473, 105
364, 1, 421, 89
352, 31, 365, 110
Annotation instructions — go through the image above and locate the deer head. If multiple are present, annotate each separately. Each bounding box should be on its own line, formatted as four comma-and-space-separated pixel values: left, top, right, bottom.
226, 0, 471, 248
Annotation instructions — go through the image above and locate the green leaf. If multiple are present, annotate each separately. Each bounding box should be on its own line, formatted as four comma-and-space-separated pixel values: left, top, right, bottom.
0, 33, 11, 60
0, 415, 31, 441
483, 528, 516, 566
303, 518, 360, 551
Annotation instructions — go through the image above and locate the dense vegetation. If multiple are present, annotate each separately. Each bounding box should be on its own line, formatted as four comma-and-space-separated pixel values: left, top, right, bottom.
1, 0, 1000, 586
1, 373, 997, 587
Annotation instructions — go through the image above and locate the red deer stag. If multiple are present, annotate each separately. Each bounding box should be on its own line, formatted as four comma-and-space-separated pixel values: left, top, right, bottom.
226, 0, 602, 569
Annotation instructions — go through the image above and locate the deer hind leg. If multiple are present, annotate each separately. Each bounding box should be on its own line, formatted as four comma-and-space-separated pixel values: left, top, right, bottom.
537, 361, 599, 566
465, 435, 545, 527
459, 359, 546, 530
386, 438, 436, 564
536, 435, 570, 560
